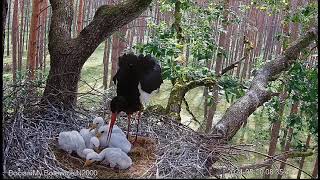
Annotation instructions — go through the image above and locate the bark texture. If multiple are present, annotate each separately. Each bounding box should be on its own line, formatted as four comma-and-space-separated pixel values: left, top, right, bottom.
27, 0, 41, 80
11, 0, 19, 84
297, 134, 311, 179
2, 0, 8, 57
312, 155, 318, 178
166, 78, 216, 121
42, 0, 152, 107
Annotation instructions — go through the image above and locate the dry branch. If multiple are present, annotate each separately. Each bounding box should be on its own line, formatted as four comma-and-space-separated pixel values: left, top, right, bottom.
219, 56, 246, 76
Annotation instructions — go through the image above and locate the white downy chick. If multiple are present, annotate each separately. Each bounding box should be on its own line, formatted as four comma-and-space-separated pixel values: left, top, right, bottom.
58, 130, 86, 158
96, 126, 131, 153
88, 136, 100, 152
90, 117, 105, 132
83, 148, 132, 170
80, 116, 105, 148
100, 148, 133, 169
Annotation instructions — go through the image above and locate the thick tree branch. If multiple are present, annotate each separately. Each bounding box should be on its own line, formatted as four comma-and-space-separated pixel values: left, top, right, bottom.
75, 0, 152, 64
211, 27, 318, 140
166, 77, 216, 121
185, 77, 216, 90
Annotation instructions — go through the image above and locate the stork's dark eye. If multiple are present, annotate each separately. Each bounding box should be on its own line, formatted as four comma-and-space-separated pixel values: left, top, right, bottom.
101, 131, 105, 133
89, 158, 92, 160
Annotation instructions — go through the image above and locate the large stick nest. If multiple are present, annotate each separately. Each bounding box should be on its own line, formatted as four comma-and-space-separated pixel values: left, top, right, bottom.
3, 82, 250, 179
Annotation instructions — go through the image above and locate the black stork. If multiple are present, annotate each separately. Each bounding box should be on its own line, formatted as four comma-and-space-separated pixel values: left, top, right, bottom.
106, 53, 163, 145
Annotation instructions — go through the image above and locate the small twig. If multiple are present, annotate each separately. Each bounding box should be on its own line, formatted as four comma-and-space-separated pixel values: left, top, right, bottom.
218, 56, 246, 77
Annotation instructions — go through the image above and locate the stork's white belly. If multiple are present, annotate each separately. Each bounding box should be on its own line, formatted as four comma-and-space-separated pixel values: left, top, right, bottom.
138, 83, 152, 107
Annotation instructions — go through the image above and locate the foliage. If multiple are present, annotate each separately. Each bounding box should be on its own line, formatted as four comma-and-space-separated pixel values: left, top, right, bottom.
287, 61, 318, 138
265, 96, 282, 123
217, 75, 247, 104
134, 0, 245, 109
289, 2, 318, 31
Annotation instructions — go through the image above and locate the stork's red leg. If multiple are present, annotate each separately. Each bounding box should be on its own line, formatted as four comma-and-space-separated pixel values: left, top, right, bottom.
134, 111, 142, 144
127, 114, 132, 140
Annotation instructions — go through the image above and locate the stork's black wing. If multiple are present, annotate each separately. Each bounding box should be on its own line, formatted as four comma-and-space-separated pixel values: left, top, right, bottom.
138, 54, 163, 93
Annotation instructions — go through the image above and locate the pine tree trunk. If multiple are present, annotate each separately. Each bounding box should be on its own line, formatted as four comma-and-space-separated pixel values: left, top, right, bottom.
263, 91, 287, 179
25, 0, 30, 52
109, 35, 119, 87
77, 0, 84, 35
277, 101, 299, 179
12, 0, 19, 84
2, 0, 8, 61
205, 0, 229, 133
42, 0, 48, 72
6, 0, 11, 56
296, 134, 311, 179
27, 0, 41, 80
103, 37, 111, 89
23, 0, 28, 59
18, 0, 24, 72
312, 155, 318, 178
38, 0, 48, 72
85, 0, 91, 26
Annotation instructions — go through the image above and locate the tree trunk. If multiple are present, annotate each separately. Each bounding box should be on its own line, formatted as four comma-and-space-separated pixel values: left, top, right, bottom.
77, 0, 84, 35
312, 155, 318, 178
18, 0, 24, 72
277, 101, 299, 179
263, 91, 287, 179
109, 34, 119, 87
38, 0, 48, 72
27, 0, 41, 80
6, 0, 11, 57
11, 0, 19, 84
297, 134, 311, 179
43, 0, 48, 71
44, 5, 50, 72
205, 0, 229, 133
264, 4, 291, 177
85, 0, 91, 26
42, 0, 153, 108
2, 0, 8, 60
103, 37, 111, 89
25, 0, 30, 52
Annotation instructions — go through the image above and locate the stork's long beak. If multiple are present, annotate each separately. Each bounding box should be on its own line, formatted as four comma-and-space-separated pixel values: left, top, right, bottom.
89, 124, 97, 131
106, 113, 117, 146
84, 160, 94, 167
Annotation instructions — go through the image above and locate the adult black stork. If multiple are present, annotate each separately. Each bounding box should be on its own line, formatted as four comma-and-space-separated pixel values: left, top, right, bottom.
106, 53, 163, 145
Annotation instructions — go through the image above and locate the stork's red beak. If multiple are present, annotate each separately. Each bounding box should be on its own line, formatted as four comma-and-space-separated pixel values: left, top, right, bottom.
107, 113, 117, 145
